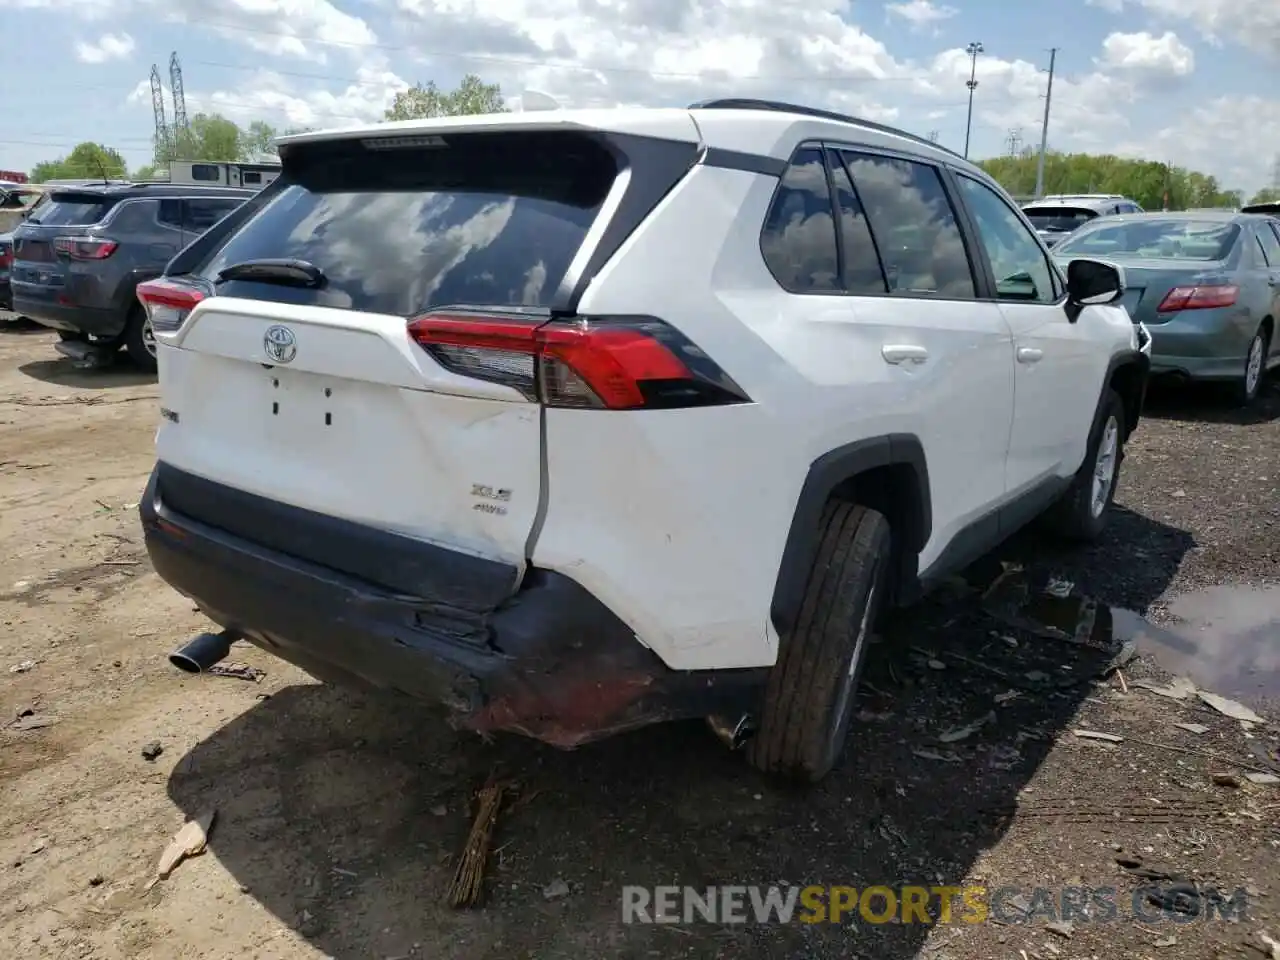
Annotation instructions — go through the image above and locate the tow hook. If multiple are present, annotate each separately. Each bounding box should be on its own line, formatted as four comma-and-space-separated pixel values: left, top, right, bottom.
707, 713, 756, 750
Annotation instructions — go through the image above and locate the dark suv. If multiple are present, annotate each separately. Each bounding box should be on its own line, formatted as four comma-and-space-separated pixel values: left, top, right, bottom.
10, 183, 254, 370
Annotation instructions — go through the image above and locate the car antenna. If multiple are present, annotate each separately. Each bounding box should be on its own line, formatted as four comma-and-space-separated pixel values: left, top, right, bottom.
93, 153, 110, 186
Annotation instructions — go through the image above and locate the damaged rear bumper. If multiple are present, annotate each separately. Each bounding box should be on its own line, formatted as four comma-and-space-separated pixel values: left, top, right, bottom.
139, 464, 764, 748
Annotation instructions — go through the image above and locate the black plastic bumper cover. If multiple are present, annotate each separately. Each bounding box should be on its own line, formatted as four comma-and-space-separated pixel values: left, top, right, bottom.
140, 464, 764, 747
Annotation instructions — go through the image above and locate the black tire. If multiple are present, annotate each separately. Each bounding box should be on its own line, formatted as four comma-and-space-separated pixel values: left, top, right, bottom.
57, 330, 87, 342
1234, 324, 1269, 407
123, 307, 157, 372
746, 502, 891, 783
1045, 388, 1125, 542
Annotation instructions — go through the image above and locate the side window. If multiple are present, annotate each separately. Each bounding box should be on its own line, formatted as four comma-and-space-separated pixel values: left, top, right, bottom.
1255, 223, 1280, 266
191, 164, 221, 183
184, 198, 241, 233
1270, 222, 1280, 251
826, 150, 888, 294
955, 175, 1059, 304
840, 150, 976, 299
760, 147, 840, 293
243, 171, 262, 185
156, 199, 184, 230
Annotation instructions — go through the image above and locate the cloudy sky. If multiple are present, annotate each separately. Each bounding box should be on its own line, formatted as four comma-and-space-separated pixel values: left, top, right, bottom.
3, 0, 1277, 194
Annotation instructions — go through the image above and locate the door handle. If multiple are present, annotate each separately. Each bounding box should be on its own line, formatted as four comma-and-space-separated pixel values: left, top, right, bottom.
882, 344, 929, 365
1017, 347, 1044, 364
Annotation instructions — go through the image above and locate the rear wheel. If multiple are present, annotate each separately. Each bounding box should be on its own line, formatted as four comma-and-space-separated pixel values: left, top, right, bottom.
746, 502, 891, 783
1235, 325, 1269, 407
123, 307, 157, 372
1045, 388, 1125, 542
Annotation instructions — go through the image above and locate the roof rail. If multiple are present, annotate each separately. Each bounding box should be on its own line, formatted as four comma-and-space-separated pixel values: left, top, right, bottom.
687, 98, 965, 160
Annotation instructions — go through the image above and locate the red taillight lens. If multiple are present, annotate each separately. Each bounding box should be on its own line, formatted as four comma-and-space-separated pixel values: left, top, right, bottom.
1156, 284, 1238, 312
407, 312, 750, 410
136, 278, 206, 333
0, 247, 10, 268
53, 236, 118, 261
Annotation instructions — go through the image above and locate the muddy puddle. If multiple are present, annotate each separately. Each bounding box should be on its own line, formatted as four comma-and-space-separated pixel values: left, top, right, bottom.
981, 570, 1279, 707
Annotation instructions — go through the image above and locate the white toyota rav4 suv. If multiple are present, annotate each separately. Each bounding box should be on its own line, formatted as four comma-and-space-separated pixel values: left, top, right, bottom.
137, 99, 1152, 783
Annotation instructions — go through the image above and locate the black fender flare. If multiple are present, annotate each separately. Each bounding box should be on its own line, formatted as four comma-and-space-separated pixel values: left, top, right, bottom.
1101, 348, 1151, 439
770, 434, 931, 635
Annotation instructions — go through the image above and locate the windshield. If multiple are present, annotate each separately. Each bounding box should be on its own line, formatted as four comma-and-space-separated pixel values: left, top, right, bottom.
1054, 219, 1240, 261
1022, 207, 1098, 233
196, 131, 617, 316
27, 193, 116, 226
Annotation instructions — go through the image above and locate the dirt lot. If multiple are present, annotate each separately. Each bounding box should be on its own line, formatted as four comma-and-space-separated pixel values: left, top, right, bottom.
1, 320, 1277, 960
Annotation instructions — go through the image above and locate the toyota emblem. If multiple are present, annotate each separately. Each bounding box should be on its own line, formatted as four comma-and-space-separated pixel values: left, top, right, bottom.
263, 325, 297, 364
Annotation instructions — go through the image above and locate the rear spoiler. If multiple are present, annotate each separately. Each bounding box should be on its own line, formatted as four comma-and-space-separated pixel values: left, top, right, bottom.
1241, 201, 1280, 214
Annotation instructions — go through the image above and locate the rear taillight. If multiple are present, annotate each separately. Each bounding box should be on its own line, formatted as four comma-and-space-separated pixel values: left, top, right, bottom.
53, 236, 118, 261
136, 278, 206, 333
0, 246, 10, 268
407, 311, 750, 410
1156, 285, 1238, 312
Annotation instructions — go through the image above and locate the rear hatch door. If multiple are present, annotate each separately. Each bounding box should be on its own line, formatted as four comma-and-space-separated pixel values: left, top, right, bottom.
10, 192, 118, 303
155, 127, 647, 610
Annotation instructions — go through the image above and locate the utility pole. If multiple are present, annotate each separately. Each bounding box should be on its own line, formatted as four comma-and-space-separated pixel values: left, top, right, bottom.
963, 41, 983, 159
1034, 47, 1057, 199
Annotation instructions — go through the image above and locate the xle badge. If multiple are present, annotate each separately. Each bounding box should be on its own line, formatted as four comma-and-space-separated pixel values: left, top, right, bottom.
471, 483, 512, 516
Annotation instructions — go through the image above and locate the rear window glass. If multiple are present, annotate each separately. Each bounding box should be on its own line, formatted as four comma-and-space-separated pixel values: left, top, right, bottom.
197, 132, 618, 316
1055, 219, 1240, 261
1022, 206, 1098, 233
29, 194, 115, 226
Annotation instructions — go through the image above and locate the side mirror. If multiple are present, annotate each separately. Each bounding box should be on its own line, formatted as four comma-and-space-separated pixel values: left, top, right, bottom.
1065, 258, 1125, 323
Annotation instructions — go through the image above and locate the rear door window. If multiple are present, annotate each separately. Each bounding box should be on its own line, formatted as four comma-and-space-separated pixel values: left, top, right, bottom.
184, 197, 243, 233
195, 131, 618, 316
1255, 222, 1280, 266
29, 194, 116, 226
157, 199, 184, 231
838, 151, 976, 299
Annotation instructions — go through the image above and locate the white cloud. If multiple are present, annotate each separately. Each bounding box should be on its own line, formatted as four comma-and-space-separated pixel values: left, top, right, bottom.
97, 0, 1274, 194
1113, 96, 1280, 193
1090, 0, 1280, 57
44, 0, 378, 61
886, 0, 958, 30
1098, 30, 1195, 77
75, 31, 135, 64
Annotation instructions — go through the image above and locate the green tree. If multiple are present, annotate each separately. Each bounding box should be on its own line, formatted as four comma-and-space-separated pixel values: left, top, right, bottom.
241, 120, 282, 161
29, 142, 128, 182
1248, 187, 1280, 205
977, 151, 1240, 211
384, 74, 507, 121
173, 113, 244, 162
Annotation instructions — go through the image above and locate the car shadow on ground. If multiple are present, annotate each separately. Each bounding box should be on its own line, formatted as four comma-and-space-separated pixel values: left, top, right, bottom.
167, 505, 1192, 960
17, 357, 155, 390
1140, 374, 1280, 426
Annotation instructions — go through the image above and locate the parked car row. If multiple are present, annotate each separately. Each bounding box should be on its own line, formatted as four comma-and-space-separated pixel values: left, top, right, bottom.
1023, 195, 1280, 405
6, 181, 255, 370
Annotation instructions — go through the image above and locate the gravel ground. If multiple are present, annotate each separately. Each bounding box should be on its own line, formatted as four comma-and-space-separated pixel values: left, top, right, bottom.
0, 319, 1277, 960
